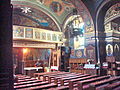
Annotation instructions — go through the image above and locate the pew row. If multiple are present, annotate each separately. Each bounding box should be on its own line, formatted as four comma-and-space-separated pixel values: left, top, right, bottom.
87, 76, 120, 90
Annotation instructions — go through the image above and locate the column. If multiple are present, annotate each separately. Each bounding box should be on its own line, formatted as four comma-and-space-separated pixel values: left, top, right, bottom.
0, 0, 13, 89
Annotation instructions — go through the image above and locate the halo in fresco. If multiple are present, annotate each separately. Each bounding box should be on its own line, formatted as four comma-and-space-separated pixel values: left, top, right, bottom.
65, 6, 71, 11
106, 44, 113, 56
50, 1, 62, 13
25, 28, 33, 38
76, 50, 82, 58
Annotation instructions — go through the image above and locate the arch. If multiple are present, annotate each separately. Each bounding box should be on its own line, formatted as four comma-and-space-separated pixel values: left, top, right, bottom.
63, 0, 94, 33
63, 15, 83, 33
96, 0, 120, 75
96, 0, 120, 32
105, 3, 120, 24
12, 1, 62, 31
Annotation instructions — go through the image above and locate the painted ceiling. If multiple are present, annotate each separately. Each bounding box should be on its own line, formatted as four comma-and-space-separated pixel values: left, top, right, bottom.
11, 0, 94, 33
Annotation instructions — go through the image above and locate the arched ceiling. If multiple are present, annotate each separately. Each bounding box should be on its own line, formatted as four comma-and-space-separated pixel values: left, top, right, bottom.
11, 0, 94, 33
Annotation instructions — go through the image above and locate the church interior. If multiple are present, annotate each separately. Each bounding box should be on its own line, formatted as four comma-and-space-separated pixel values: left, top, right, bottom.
0, 0, 120, 89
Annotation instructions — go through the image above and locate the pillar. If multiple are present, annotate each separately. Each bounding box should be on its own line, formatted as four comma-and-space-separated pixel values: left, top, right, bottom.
0, 0, 13, 89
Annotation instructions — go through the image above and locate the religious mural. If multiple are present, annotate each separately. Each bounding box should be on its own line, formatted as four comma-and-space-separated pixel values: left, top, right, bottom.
41, 32, 46, 40
114, 44, 120, 61
52, 34, 57, 41
25, 28, 33, 38
105, 3, 120, 23
13, 25, 63, 43
47, 33, 52, 41
13, 26, 24, 38
35, 31, 41, 39
13, 14, 40, 27
114, 44, 119, 53
43, 0, 74, 17
26, 48, 51, 67
86, 45, 95, 60
50, 1, 62, 13
58, 34, 63, 41
104, 3, 120, 63
12, 0, 95, 61
106, 44, 113, 56
60, 0, 96, 60
75, 50, 83, 58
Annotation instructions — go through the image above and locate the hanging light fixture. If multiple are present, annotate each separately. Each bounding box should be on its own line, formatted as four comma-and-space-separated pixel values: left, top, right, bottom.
66, 0, 85, 38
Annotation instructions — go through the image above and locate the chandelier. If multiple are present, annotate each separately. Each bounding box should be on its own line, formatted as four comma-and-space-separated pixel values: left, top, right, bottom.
67, 9, 84, 38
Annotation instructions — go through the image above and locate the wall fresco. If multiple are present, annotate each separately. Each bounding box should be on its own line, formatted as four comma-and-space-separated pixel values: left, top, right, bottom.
13, 25, 63, 43
50, 1, 62, 13
25, 28, 33, 38
13, 26, 24, 38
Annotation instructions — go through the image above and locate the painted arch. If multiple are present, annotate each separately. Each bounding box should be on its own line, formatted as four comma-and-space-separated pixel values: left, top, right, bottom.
11, 0, 75, 31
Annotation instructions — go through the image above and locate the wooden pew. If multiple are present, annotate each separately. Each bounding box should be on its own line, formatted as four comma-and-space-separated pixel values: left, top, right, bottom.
77, 75, 110, 90
56, 74, 90, 86
104, 81, 120, 90
18, 83, 57, 90
17, 77, 31, 80
16, 75, 29, 78
18, 78, 37, 82
34, 71, 61, 79
14, 81, 49, 89
68, 75, 98, 89
42, 72, 71, 81
48, 86, 69, 90
114, 87, 120, 90
49, 75, 97, 90
88, 76, 120, 90
14, 74, 58, 90
14, 79, 42, 86
48, 73, 83, 83
0, 84, 9, 90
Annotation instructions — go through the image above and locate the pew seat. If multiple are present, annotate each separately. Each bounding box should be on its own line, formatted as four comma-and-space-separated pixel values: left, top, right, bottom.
18, 83, 57, 90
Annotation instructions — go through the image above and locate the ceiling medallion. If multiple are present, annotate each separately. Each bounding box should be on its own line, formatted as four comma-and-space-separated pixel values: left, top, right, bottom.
76, 50, 82, 58
50, 1, 62, 13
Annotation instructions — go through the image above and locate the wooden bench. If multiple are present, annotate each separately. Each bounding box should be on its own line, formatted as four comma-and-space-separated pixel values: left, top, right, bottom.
0, 84, 9, 90
14, 81, 49, 89
14, 79, 42, 86
34, 71, 61, 79
15, 74, 120, 90
114, 87, 120, 90
15, 74, 24, 77
77, 75, 110, 90
48, 86, 69, 90
88, 76, 120, 90
56, 74, 90, 86
49, 75, 97, 90
34, 71, 60, 77
48, 73, 83, 83
42, 72, 71, 81
68, 75, 98, 89
104, 80, 120, 90
18, 78, 37, 82
18, 83, 57, 90
17, 77, 31, 80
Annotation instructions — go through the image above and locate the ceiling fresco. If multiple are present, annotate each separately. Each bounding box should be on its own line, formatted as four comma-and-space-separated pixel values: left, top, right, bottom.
13, 5, 58, 30
11, 0, 75, 31
11, 0, 94, 33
